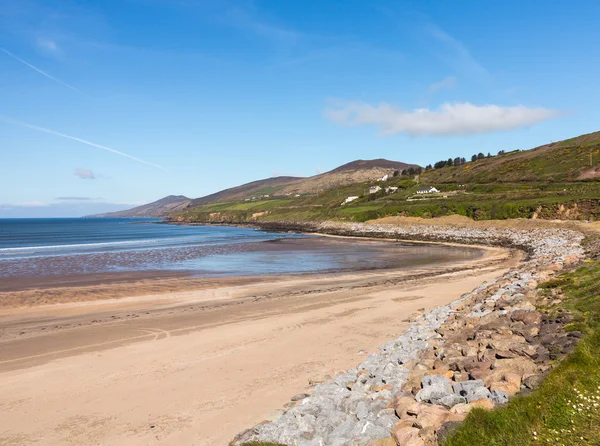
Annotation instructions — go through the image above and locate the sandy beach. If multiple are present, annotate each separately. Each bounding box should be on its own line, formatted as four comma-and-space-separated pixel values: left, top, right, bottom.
0, 236, 518, 446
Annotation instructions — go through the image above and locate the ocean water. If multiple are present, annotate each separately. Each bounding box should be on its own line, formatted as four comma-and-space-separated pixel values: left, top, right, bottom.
0, 218, 482, 282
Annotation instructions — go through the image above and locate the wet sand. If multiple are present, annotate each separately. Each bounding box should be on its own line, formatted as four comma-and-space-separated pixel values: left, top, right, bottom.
0, 241, 519, 445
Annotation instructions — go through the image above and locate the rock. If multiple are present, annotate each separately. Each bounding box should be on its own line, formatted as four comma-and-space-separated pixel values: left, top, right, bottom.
392, 392, 418, 418
436, 394, 467, 409
392, 425, 425, 446
453, 372, 469, 382
511, 310, 542, 326
494, 357, 537, 377
291, 393, 310, 402
265, 410, 285, 422
370, 438, 396, 446
523, 374, 544, 389
415, 375, 454, 404
453, 380, 491, 403
490, 389, 509, 404
468, 398, 495, 411
416, 404, 450, 429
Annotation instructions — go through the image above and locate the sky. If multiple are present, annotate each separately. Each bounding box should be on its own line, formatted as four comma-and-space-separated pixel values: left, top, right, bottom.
1, 0, 599, 217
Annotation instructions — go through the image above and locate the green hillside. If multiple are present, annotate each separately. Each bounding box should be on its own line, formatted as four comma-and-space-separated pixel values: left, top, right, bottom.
420, 131, 600, 184
173, 131, 600, 224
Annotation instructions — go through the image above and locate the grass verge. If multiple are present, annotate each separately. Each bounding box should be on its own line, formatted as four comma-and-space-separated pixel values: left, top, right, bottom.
442, 260, 600, 446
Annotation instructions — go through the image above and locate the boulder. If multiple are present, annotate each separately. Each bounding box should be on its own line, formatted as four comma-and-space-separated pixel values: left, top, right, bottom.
490, 389, 509, 404
453, 380, 491, 403
436, 394, 467, 409
490, 381, 520, 396
511, 310, 542, 326
392, 392, 416, 418
416, 405, 450, 429
392, 425, 425, 446
415, 375, 454, 404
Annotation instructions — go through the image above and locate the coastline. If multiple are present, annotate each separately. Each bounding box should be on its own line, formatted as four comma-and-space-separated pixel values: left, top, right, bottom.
0, 224, 518, 446
231, 221, 586, 445
0, 219, 588, 446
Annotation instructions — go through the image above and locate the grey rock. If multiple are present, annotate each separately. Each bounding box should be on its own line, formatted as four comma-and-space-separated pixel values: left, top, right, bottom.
416, 375, 454, 404
437, 394, 467, 408
490, 389, 509, 404
453, 380, 492, 402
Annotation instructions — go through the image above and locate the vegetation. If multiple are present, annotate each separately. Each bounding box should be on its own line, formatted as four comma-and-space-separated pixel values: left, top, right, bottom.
174, 131, 600, 224
443, 260, 600, 446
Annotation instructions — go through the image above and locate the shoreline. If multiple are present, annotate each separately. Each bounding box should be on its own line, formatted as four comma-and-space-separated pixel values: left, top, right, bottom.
0, 219, 586, 445
232, 221, 586, 445
0, 234, 491, 308
0, 225, 520, 446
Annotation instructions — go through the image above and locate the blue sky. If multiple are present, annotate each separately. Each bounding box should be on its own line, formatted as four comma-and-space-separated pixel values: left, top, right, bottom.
1, 0, 599, 217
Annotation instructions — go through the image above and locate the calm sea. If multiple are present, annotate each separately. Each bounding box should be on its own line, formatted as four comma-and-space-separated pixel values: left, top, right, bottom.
0, 218, 481, 281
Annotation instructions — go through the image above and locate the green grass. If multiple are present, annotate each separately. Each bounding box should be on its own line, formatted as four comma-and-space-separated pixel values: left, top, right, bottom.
442, 260, 600, 446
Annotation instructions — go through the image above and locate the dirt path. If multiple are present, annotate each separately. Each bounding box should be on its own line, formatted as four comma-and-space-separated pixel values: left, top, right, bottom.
0, 246, 518, 446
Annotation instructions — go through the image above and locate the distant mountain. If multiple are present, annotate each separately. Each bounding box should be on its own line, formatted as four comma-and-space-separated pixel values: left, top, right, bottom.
89, 195, 192, 218
189, 176, 304, 207
277, 159, 421, 195
90, 158, 420, 218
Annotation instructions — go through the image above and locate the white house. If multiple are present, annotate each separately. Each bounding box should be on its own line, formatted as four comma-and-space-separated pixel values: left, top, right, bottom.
342, 196, 359, 205
377, 174, 389, 182
369, 185, 382, 194
416, 186, 440, 195
385, 186, 398, 194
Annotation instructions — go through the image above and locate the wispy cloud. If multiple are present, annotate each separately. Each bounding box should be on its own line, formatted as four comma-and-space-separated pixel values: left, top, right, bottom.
36, 37, 62, 56
426, 24, 490, 84
74, 168, 95, 180
325, 101, 560, 137
1, 117, 169, 171
0, 201, 49, 208
428, 76, 456, 93
55, 196, 96, 200
1, 47, 83, 94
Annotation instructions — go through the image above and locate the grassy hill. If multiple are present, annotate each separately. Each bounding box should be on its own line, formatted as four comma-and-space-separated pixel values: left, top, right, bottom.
89, 195, 192, 218
420, 131, 600, 185
173, 131, 600, 224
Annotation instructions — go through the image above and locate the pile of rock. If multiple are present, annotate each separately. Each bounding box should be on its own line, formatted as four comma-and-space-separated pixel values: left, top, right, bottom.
232, 223, 585, 446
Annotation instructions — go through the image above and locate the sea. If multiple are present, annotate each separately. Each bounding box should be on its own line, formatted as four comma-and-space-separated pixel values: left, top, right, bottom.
0, 218, 482, 286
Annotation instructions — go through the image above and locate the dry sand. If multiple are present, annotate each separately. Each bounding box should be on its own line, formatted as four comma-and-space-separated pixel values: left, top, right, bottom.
0, 243, 518, 446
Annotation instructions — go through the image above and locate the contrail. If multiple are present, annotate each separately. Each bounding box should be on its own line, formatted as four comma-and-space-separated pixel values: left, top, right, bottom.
1, 117, 168, 171
1, 48, 85, 95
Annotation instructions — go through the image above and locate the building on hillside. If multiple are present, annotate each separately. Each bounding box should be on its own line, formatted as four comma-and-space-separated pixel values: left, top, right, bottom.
342, 196, 359, 205
369, 185, 382, 194
385, 186, 398, 194
416, 186, 440, 195
377, 174, 389, 182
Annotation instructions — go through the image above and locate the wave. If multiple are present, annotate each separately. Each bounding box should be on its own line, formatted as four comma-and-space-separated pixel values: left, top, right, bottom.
0, 238, 165, 252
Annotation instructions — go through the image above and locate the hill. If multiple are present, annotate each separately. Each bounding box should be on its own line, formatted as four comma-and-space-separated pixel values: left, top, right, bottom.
277, 159, 420, 195
175, 131, 600, 224
90, 195, 192, 218
189, 176, 304, 206
419, 131, 600, 184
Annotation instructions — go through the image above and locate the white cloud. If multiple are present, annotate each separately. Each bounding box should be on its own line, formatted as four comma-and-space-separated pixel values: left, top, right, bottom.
428, 76, 456, 93
325, 101, 560, 137
74, 168, 95, 180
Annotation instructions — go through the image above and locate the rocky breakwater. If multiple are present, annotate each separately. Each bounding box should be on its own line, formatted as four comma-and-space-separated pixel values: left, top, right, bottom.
232, 222, 585, 446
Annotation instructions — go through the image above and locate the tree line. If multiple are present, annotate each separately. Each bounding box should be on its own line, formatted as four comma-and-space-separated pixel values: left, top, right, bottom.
427, 150, 507, 170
